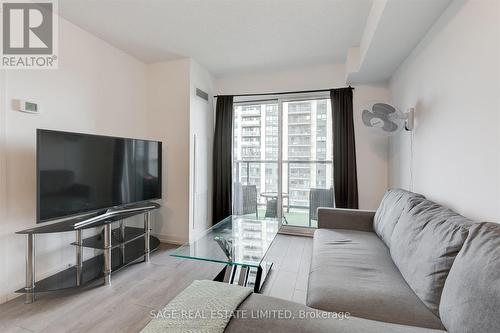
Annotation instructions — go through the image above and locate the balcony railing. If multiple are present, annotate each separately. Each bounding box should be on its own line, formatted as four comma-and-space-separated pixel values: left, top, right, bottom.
234, 159, 332, 210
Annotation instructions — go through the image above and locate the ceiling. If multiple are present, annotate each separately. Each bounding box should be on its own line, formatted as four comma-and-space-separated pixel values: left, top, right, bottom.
59, 0, 373, 76
346, 0, 452, 83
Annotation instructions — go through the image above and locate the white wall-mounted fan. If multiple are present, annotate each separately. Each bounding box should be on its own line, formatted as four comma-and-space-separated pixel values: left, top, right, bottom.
361, 102, 414, 135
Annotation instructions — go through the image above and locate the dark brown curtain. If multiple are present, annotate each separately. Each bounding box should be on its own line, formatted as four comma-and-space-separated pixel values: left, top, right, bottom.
212, 95, 234, 224
331, 88, 358, 209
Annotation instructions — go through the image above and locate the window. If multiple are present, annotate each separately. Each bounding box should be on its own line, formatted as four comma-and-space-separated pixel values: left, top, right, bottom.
232, 97, 332, 228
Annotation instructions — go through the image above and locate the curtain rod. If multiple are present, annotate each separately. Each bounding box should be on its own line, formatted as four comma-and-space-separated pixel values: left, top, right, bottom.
214, 86, 354, 98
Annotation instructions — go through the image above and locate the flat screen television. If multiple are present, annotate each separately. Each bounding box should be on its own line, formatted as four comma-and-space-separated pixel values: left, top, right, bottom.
37, 129, 162, 223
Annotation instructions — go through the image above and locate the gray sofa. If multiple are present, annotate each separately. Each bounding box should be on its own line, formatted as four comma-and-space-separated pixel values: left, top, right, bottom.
226, 188, 500, 332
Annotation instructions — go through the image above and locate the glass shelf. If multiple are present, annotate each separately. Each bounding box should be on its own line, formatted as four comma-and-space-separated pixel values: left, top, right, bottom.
70, 226, 146, 250
16, 201, 160, 234
16, 236, 160, 293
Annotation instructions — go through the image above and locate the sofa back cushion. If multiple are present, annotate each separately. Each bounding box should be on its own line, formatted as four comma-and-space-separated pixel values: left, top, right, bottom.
374, 188, 425, 247
390, 198, 473, 315
439, 222, 500, 332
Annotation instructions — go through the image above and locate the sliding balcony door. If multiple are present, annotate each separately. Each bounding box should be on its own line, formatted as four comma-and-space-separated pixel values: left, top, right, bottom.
232, 95, 333, 228
282, 97, 333, 227
233, 100, 279, 221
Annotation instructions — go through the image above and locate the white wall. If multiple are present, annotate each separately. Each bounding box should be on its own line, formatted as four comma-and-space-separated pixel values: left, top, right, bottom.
147, 59, 191, 244
216, 63, 390, 209
354, 83, 391, 209
389, 0, 500, 222
216, 63, 345, 96
0, 34, 214, 303
147, 58, 215, 244
0, 18, 149, 303
0, 48, 7, 305
189, 61, 215, 241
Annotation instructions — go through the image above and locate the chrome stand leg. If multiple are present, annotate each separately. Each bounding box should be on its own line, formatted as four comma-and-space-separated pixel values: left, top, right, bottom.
120, 220, 125, 264
223, 265, 236, 284
144, 212, 151, 262
25, 234, 35, 304
76, 230, 83, 286
253, 265, 263, 293
238, 266, 249, 286
103, 224, 112, 285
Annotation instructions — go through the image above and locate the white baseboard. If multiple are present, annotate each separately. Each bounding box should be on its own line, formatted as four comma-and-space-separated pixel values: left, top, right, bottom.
0, 261, 74, 305
152, 233, 186, 245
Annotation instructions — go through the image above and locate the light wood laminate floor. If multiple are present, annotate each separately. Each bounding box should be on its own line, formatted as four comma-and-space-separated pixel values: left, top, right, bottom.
0, 234, 312, 333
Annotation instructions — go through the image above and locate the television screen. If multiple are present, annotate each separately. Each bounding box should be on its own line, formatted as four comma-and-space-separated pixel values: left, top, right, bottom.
37, 129, 162, 223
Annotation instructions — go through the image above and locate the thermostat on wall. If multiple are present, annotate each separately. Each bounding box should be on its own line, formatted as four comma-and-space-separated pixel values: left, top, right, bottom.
13, 99, 40, 114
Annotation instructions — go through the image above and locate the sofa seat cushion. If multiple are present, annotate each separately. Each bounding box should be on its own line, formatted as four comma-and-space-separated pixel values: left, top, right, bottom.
439, 222, 500, 333
307, 229, 444, 330
374, 188, 426, 247
390, 198, 473, 315
226, 293, 447, 333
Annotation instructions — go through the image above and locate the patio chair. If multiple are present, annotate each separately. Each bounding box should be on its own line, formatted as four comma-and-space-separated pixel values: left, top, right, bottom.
233, 183, 258, 218
309, 187, 334, 227
263, 198, 289, 224
264, 198, 277, 218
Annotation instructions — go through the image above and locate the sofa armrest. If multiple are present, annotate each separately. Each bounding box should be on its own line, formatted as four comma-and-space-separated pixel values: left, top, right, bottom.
317, 208, 375, 232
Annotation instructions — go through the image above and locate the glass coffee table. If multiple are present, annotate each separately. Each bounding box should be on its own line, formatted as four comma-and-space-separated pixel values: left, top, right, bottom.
170, 215, 281, 292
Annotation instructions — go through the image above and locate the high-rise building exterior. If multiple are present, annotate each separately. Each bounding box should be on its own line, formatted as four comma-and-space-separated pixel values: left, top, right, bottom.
233, 99, 332, 210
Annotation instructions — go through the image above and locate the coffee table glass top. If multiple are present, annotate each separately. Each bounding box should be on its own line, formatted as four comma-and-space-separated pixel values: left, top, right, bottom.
170, 216, 281, 268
